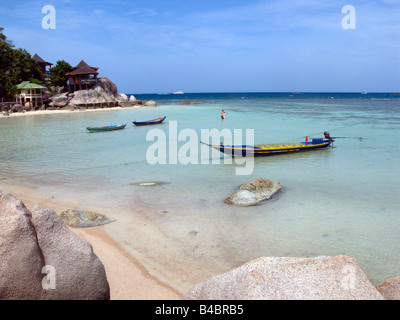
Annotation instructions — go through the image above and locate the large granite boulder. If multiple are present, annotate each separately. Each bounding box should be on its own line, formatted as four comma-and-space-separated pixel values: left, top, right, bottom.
69, 87, 114, 105
184, 256, 384, 300
144, 100, 157, 107
225, 178, 282, 206
31, 205, 110, 299
97, 77, 118, 97
0, 191, 46, 299
52, 77, 120, 107
376, 276, 400, 300
50, 93, 70, 108
116, 93, 129, 102
0, 190, 110, 300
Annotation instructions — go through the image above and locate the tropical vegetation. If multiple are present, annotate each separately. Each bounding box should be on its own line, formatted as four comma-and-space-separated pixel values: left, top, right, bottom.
0, 27, 72, 99
0, 28, 44, 99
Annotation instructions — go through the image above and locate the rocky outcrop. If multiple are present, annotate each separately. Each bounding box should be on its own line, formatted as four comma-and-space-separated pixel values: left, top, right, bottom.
184, 256, 384, 300
51, 92, 70, 108
69, 88, 115, 105
0, 190, 110, 300
48, 78, 154, 110
225, 178, 282, 206
116, 93, 128, 102
97, 77, 118, 97
178, 100, 202, 105
60, 209, 115, 228
0, 191, 46, 299
144, 100, 157, 107
376, 276, 400, 300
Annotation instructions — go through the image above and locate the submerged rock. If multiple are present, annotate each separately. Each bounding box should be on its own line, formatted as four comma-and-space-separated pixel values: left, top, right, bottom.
60, 209, 115, 228
178, 100, 202, 105
225, 178, 282, 206
130, 181, 169, 187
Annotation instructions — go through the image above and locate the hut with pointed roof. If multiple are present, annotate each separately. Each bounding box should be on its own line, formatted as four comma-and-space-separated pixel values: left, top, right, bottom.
33, 54, 53, 84
33, 54, 53, 74
66, 60, 99, 93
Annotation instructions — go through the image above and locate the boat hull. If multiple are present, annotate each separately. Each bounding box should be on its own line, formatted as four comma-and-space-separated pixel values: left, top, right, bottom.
203, 139, 334, 157
133, 116, 166, 126
86, 124, 127, 132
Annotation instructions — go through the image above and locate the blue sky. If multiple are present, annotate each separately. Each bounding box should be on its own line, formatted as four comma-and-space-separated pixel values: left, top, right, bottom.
1, 0, 399, 93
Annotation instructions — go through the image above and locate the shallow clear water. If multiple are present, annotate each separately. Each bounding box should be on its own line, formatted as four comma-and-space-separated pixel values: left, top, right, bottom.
1, 93, 399, 285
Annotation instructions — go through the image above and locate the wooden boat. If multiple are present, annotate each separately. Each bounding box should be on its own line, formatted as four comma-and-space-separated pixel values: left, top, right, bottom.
201, 134, 334, 157
86, 124, 127, 132
133, 116, 166, 126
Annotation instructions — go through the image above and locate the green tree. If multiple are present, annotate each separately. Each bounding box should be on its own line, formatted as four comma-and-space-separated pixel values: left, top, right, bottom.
0, 28, 44, 98
0, 27, 15, 98
50, 60, 72, 87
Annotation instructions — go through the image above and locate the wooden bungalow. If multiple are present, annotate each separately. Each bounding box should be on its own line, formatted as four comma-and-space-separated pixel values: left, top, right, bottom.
15, 81, 47, 108
33, 54, 53, 84
66, 60, 99, 93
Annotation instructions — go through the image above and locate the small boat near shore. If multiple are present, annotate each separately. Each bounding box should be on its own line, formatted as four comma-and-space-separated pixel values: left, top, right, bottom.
86, 124, 127, 132
133, 116, 166, 126
201, 133, 334, 157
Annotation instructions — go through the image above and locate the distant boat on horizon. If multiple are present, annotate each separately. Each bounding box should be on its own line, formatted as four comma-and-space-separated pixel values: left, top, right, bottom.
173, 91, 184, 95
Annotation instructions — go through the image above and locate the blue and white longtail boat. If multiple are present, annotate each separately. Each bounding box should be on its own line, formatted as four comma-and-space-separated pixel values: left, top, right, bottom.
133, 116, 166, 126
86, 124, 127, 132
201, 132, 335, 157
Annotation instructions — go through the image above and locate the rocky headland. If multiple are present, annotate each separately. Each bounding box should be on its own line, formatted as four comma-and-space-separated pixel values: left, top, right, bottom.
48, 77, 156, 111
4, 77, 156, 114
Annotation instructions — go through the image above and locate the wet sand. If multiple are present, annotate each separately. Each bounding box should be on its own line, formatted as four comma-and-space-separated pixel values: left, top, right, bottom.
0, 182, 183, 300
0, 106, 246, 298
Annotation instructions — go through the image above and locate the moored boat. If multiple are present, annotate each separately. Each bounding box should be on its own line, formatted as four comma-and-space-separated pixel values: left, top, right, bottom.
201, 133, 334, 157
133, 116, 166, 126
86, 124, 127, 132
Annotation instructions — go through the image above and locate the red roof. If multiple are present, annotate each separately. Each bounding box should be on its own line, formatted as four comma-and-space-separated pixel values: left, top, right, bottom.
66, 60, 99, 76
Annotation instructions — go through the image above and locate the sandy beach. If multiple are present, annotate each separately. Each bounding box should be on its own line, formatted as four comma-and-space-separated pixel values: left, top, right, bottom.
1, 106, 227, 299
1, 106, 142, 118
1, 104, 185, 300
0, 180, 182, 300
73, 226, 182, 300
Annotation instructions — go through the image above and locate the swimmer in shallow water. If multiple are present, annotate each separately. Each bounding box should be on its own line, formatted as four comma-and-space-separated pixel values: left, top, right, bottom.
221, 109, 226, 120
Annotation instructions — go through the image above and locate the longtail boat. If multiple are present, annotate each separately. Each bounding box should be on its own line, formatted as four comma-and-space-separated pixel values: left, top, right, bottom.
201, 133, 334, 157
86, 124, 127, 133
133, 116, 166, 126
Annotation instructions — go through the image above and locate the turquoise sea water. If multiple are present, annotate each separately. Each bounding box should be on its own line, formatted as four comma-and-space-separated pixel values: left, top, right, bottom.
1, 92, 399, 286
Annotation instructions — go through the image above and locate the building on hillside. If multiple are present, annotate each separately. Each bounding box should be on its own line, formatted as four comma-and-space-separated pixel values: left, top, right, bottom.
66, 60, 99, 93
33, 54, 53, 84
15, 81, 47, 108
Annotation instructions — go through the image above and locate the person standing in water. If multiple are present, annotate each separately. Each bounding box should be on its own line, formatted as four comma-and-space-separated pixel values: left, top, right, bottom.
221, 109, 226, 120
